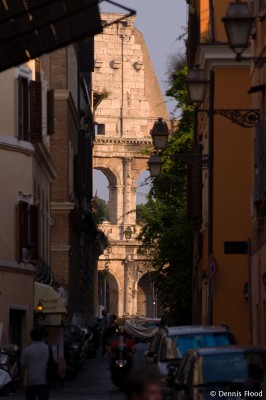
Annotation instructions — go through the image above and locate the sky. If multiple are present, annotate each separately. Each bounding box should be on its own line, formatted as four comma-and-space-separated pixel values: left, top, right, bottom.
94, 0, 187, 204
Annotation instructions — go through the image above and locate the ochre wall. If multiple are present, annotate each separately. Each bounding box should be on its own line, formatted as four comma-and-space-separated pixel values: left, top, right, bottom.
0, 269, 34, 346
211, 67, 252, 344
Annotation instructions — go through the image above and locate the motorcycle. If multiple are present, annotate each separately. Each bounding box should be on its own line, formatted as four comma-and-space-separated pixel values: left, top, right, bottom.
0, 345, 19, 395
110, 334, 134, 389
64, 325, 82, 379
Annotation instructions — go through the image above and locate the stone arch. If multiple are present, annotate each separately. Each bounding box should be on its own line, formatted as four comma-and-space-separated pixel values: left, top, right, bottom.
98, 270, 119, 316
137, 273, 154, 318
136, 170, 151, 206
93, 165, 120, 224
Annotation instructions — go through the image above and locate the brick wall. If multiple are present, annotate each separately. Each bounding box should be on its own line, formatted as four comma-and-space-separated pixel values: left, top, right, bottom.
50, 99, 70, 202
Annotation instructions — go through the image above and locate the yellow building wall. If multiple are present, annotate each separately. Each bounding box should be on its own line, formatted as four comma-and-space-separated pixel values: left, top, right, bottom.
0, 269, 34, 346
197, 0, 230, 43
211, 67, 252, 345
0, 149, 33, 261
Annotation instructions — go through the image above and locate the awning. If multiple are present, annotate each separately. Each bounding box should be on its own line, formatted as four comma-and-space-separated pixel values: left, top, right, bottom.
125, 318, 160, 339
34, 282, 67, 315
0, 0, 136, 73
0, 0, 102, 73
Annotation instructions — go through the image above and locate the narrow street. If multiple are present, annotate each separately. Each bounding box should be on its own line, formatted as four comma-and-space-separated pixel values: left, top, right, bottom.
13, 344, 147, 400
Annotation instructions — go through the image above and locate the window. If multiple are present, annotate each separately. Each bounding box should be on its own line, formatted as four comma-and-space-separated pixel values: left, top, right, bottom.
17, 201, 39, 262
96, 123, 105, 135
18, 77, 29, 141
47, 89, 54, 135
18, 78, 42, 143
254, 118, 266, 201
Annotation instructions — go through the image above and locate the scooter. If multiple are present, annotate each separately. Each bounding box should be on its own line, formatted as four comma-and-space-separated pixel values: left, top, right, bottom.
110, 335, 133, 389
0, 345, 19, 395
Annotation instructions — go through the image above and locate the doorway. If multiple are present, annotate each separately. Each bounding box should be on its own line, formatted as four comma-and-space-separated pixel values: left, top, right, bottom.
9, 309, 26, 347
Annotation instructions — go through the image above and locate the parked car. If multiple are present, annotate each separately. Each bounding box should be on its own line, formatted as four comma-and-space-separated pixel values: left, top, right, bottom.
145, 325, 237, 378
173, 346, 266, 399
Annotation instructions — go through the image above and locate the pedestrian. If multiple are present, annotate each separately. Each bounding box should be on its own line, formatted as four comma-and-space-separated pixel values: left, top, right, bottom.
125, 369, 163, 400
20, 327, 49, 400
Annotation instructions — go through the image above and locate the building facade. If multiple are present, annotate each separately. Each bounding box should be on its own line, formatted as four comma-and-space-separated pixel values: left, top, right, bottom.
187, 0, 253, 344
0, 58, 57, 347
248, 0, 266, 345
93, 14, 169, 317
49, 42, 106, 322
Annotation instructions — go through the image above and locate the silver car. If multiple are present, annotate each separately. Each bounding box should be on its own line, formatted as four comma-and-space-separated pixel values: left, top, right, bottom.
145, 325, 237, 378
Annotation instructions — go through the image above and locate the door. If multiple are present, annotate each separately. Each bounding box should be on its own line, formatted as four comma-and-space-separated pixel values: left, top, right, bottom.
9, 309, 26, 348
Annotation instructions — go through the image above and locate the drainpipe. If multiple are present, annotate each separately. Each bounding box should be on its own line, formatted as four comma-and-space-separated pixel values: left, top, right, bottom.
209, 0, 215, 42
207, 70, 215, 325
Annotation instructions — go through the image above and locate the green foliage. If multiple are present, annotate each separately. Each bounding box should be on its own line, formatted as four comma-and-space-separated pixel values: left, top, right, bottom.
138, 63, 194, 325
92, 197, 110, 224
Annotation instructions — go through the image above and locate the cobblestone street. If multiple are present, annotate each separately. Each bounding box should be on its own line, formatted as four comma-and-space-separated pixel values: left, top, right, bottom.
12, 344, 147, 400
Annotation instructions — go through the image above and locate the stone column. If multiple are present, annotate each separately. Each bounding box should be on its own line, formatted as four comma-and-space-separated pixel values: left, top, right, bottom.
116, 185, 124, 226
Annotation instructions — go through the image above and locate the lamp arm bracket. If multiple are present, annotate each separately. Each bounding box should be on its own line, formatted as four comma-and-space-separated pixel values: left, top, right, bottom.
236, 55, 266, 69
197, 109, 260, 128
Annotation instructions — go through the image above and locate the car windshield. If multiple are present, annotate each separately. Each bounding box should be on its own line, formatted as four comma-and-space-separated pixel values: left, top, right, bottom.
160, 332, 236, 361
194, 352, 266, 386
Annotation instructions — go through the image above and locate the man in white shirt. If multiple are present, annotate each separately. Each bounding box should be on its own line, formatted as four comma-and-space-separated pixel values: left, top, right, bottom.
20, 327, 49, 400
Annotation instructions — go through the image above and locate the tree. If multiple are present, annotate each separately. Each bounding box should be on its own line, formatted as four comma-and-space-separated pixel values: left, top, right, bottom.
138, 62, 194, 325
92, 197, 110, 224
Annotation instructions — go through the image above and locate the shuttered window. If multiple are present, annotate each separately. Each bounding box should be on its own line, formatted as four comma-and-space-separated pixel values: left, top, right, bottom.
47, 89, 55, 135
30, 205, 39, 259
79, 39, 94, 73
30, 80, 42, 144
18, 77, 29, 141
17, 202, 39, 261
255, 118, 266, 201
73, 154, 79, 197
84, 133, 92, 199
35, 59, 41, 82
17, 201, 29, 261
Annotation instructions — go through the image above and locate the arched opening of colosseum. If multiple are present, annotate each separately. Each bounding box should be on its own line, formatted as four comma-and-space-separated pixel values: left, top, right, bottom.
98, 271, 119, 316
93, 167, 118, 224
136, 170, 150, 203
137, 273, 154, 318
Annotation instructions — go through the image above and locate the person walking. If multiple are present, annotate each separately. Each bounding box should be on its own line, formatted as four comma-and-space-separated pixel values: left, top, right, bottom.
20, 327, 49, 400
125, 369, 163, 400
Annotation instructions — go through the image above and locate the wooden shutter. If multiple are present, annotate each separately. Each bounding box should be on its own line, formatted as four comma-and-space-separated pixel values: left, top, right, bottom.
79, 39, 94, 72
30, 204, 39, 259
78, 130, 85, 199
73, 154, 79, 196
35, 59, 41, 82
30, 80, 42, 144
84, 133, 92, 199
17, 202, 29, 260
18, 77, 29, 141
47, 89, 54, 135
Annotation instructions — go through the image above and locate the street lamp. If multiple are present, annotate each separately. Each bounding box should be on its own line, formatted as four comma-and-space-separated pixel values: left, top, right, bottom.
222, 0, 266, 67
150, 118, 170, 151
186, 68, 208, 107
37, 301, 43, 313
222, 0, 254, 59
148, 154, 163, 178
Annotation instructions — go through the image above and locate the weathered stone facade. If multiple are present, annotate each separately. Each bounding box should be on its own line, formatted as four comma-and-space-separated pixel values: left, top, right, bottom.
93, 14, 169, 317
